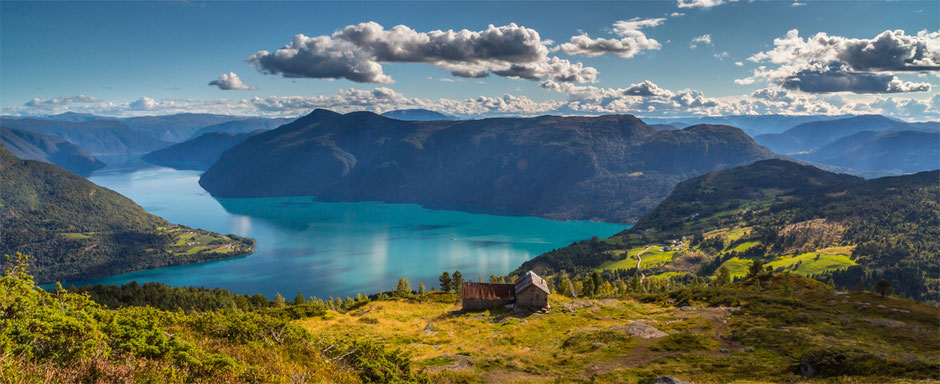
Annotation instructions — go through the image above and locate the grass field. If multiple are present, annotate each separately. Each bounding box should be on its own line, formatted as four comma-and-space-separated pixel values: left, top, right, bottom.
766, 252, 857, 276
598, 247, 677, 271
295, 286, 939, 383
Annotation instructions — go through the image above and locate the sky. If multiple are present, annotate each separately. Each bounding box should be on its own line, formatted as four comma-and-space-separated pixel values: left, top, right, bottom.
1, 0, 938, 120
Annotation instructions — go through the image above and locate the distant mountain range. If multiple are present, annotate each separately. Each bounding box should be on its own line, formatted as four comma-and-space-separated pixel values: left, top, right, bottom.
380, 109, 456, 121
795, 130, 940, 174
0, 118, 172, 155
142, 130, 267, 170
0, 146, 255, 284
750, 115, 940, 175
122, 113, 245, 142
1, 127, 105, 175
754, 115, 939, 155
188, 117, 295, 139
642, 114, 853, 136
199, 109, 774, 223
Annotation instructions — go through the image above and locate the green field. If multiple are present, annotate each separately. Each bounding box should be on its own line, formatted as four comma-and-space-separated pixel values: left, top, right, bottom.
766, 252, 857, 276
598, 246, 677, 271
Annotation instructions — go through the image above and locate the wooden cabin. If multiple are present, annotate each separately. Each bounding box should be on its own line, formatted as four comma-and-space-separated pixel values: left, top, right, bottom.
513, 271, 550, 309
460, 270, 550, 311
461, 282, 515, 310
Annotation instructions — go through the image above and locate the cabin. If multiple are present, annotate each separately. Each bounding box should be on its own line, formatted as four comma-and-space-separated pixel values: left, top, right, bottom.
461, 282, 515, 310
460, 270, 550, 311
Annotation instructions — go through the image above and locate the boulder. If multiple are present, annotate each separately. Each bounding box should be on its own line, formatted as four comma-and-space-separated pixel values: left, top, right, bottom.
612, 322, 669, 339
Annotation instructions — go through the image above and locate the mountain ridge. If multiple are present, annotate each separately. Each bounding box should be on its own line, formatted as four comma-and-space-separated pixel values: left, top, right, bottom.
200, 110, 775, 223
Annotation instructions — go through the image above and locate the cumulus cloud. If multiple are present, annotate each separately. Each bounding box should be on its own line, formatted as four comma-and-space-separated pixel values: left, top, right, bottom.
690, 34, 712, 49
209, 72, 256, 90
670, 12, 685, 17
677, 0, 736, 8
247, 22, 597, 83
738, 29, 939, 93
553, 18, 665, 58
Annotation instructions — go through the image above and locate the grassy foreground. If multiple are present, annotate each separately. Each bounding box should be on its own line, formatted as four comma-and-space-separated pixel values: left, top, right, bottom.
299, 278, 939, 383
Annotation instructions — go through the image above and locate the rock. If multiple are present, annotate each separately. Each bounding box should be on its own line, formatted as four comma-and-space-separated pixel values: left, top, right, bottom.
653, 376, 692, 384
420, 323, 439, 335
863, 318, 906, 328
612, 322, 669, 338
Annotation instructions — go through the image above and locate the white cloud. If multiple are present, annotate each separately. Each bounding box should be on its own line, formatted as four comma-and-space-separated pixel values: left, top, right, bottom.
791, 2, 807, 6
670, 12, 685, 17
553, 18, 665, 58
248, 21, 597, 84
734, 61, 744, 66
690, 34, 712, 49
24, 94, 101, 108
715, 51, 730, 60
738, 29, 939, 93
209, 72, 257, 90
677, 0, 736, 8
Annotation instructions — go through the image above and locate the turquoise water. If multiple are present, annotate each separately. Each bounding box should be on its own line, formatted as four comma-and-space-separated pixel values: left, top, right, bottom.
66, 162, 628, 299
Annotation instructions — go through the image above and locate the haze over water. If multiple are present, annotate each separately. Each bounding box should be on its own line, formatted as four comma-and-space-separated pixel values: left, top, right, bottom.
66, 159, 627, 299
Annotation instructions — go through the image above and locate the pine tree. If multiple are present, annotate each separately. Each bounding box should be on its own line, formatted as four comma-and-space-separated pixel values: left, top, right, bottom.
478, 275, 483, 283
875, 279, 893, 297
591, 271, 602, 296
582, 277, 595, 297
452, 271, 464, 295
293, 291, 306, 305
396, 277, 411, 296
274, 292, 286, 307
418, 282, 426, 295
715, 266, 731, 286
439, 272, 453, 293
747, 259, 764, 280
782, 271, 794, 297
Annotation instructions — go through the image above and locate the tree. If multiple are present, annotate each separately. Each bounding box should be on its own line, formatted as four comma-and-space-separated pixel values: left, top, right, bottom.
489, 274, 501, 283
396, 277, 411, 296
417, 282, 426, 295
452, 271, 464, 295
478, 275, 483, 283
293, 291, 306, 305
782, 271, 793, 297
582, 277, 595, 298
875, 279, 893, 297
747, 259, 764, 280
715, 266, 731, 286
274, 292, 286, 307
591, 271, 603, 296
439, 272, 452, 293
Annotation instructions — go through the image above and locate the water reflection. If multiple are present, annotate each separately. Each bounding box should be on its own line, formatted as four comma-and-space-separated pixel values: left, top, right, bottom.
65, 162, 628, 298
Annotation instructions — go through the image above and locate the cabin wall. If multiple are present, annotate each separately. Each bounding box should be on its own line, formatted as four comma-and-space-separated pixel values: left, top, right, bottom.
515, 287, 548, 308
462, 298, 514, 310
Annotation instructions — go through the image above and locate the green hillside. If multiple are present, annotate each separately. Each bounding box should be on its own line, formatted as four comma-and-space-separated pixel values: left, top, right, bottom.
517, 160, 940, 304
0, 147, 255, 284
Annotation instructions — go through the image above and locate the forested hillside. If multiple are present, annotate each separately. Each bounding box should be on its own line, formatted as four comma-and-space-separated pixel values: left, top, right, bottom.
200, 110, 775, 223
0, 147, 255, 284
1, 127, 105, 175
517, 160, 940, 303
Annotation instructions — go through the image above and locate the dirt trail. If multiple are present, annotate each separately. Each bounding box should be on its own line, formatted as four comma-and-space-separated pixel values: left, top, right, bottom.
636, 246, 654, 282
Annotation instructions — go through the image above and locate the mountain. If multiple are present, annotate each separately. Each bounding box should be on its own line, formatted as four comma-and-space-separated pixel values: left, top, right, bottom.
643, 114, 853, 136
43, 111, 115, 122
649, 123, 682, 130
0, 118, 172, 155
142, 130, 267, 170
0, 147, 255, 284
1, 127, 105, 175
122, 113, 244, 142
380, 108, 456, 121
796, 130, 940, 173
754, 115, 939, 154
517, 159, 939, 302
188, 117, 294, 139
199, 110, 774, 223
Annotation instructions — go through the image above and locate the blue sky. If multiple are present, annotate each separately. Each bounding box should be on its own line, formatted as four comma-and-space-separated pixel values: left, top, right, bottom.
2, 0, 938, 119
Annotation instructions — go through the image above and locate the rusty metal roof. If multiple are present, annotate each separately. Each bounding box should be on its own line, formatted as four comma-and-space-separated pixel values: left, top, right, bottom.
461, 282, 515, 300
